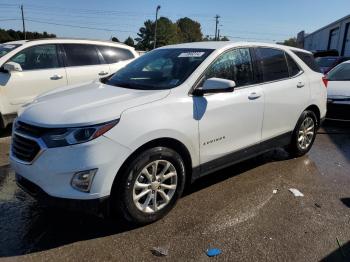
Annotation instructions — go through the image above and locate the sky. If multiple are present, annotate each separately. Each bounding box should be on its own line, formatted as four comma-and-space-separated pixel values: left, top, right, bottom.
0, 0, 349, 43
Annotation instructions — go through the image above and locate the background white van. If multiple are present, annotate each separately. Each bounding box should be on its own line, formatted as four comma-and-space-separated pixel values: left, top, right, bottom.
0, 38, 139, 128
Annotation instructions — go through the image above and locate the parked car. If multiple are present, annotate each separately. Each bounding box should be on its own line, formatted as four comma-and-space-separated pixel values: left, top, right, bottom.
315, 56, 350, 74
323, 61, 350, 121
0, 38, 139, 129
11, 42, 327, 224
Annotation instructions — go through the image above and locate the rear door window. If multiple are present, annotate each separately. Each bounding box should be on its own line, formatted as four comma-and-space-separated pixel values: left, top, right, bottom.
97, 45, 134, 64
293, 51, 321, 73
63, 44, 100, 67
9, 44, 60, 70
255, 47, 289, 82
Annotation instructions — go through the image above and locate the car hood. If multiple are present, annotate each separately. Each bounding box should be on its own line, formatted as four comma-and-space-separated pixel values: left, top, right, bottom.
18, 81, 170, 127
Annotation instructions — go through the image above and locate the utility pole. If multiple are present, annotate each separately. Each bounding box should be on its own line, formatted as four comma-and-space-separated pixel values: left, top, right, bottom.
21, 4, 26, 40
153, 5, 161, 49
218, 29, 220, 41
214, 15, 220, 41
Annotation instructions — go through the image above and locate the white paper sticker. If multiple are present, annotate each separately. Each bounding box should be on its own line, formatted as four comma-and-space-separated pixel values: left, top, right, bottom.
178, 52, 205, 58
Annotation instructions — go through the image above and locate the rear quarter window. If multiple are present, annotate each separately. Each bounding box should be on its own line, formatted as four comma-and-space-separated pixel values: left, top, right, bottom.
97, 46, 134, 64
293, 51, 321, 73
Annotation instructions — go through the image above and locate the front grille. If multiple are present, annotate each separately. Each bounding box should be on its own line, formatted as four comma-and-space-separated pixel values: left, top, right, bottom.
12, 133, 41, 163
15, 121, 48, 138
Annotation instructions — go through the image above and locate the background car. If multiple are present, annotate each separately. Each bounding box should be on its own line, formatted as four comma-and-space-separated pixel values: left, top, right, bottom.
315, 56, 350, 74
324, 61, 350, 121
0, 38, 139, 129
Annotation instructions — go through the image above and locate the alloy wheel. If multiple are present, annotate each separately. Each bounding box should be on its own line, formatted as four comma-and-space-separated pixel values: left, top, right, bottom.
297, 116, 315, 150
132, 160, 177, 213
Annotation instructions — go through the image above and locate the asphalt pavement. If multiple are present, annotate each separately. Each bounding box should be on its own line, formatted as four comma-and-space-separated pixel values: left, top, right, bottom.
0, 122, 349, 261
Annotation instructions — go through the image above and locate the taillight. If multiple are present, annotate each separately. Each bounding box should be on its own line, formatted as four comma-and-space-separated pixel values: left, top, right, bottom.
322, 76, 328, 88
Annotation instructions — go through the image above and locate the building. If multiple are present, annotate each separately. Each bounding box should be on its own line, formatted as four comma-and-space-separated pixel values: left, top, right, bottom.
303, 14, 350, 56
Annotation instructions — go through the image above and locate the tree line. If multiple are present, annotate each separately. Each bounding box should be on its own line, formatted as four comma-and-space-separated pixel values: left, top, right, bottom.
1, 16, 231, 49
0, 28, 55, 43
114, 17, 229, 50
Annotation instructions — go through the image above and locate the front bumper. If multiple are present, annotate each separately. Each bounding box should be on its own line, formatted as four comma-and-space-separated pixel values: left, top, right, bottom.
16, 173, 109, 215
10, 135, 132, 200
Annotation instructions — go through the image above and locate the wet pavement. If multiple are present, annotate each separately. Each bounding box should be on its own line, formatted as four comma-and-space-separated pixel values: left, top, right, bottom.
0, 122, 350, 261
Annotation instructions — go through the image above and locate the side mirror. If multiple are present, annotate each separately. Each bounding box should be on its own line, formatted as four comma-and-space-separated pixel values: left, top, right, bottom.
3, 62, 22, 73
193, 78, 236, 96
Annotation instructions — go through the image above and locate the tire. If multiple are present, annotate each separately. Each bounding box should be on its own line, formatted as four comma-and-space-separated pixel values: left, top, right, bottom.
0, 114, 5, 129
286, 110, 318, 157
111, 147, 186, 225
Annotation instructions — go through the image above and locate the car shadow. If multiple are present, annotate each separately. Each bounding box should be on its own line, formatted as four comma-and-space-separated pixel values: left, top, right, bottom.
320, 240, 350, 262
340, 198, 350, 208
318, 120, 350, 161
0, 148, 291, 257
0, 125, 12, 138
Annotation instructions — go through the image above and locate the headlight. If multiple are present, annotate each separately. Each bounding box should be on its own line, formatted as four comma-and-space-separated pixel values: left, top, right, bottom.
42, 119, 119, 148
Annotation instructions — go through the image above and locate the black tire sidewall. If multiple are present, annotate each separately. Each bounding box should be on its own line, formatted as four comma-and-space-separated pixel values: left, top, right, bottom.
290, 110, 317, 156
114, 147, 186, 225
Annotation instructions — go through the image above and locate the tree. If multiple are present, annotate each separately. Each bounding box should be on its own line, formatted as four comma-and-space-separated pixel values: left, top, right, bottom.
176, 17, 203, 43
135, 17, 178, 50
279, 37, 298, 47
124, 36, 134, 47
220, 36, 230, 41
135, 19, 154, 50
0, 28, 55, 43
111, 37, 120, 42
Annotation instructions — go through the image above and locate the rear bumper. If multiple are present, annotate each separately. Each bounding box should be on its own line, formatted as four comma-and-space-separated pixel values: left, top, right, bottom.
16, 173, 109, 216
326, 102, 350, 121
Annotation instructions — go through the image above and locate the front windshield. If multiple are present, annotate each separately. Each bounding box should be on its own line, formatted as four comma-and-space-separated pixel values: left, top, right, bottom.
315, 57, 337, 68
106, 48, 213, 90
0, 44, 21, 58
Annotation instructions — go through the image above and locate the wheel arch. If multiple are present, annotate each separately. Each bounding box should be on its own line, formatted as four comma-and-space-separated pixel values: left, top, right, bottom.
305, 104, 321, 127
111, 137, 193, 195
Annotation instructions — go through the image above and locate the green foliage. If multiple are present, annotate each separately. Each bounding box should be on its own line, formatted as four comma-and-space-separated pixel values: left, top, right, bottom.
0, 28, 55, 43
111, 37, 120, 42
135, 16, 204, 50
176, 17, 203, 43
124, 36, 135, 47
278, 37, 298, 47
135, 19, 154, 50
155, 17, 179, 47
203, 35, 230, 41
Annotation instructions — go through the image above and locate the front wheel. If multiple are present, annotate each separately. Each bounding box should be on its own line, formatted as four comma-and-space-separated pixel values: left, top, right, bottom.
111, 147, 186, 225
286, 110, 317, 157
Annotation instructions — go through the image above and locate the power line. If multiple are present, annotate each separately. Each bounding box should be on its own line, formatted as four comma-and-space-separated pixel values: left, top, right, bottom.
25, 19, 138, 34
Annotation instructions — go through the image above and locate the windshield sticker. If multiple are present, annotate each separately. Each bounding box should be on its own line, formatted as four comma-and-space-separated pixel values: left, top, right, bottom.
3, 45, 16, 49
178, 52, 205, 58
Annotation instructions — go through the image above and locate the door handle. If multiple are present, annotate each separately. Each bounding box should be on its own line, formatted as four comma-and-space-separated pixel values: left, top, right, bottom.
297, 82, 305, 88
248, 92, 261, 100
98, 71, 109, 76
50, 74, 63, 80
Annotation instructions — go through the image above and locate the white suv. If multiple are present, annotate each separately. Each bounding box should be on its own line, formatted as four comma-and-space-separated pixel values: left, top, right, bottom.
0, 39, 138, 129
10, 42, 326, 224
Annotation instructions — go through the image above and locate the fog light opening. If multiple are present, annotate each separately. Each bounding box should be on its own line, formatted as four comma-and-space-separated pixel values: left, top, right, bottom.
71, 169, 97, 192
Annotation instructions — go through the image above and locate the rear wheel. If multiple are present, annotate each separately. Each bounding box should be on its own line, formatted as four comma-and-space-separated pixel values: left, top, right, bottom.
111, 147, 186, 225
286, 110, 317, 157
